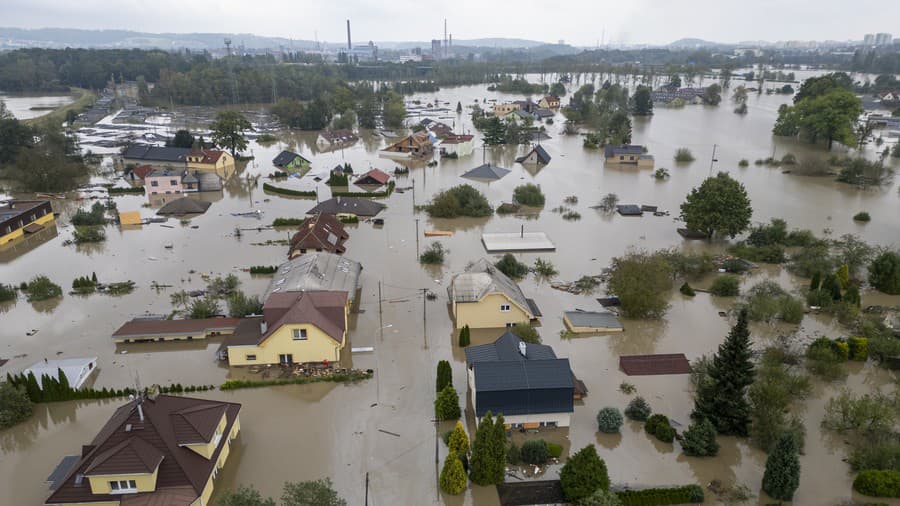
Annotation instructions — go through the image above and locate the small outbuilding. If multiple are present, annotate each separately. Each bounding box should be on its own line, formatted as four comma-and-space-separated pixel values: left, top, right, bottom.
354, 168, 391, 186
616, 204, 643, 216
272, 150, 311, 172
23, 357, 99, 389
156, 197, 211, 216
563, 310, 624, 333
462, 163, 510, 181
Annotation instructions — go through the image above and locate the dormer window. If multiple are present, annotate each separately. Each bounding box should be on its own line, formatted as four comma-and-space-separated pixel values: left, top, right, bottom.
109, 479, 138, 494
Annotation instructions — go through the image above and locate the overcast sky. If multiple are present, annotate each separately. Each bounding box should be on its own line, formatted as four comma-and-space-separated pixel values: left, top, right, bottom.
3, 0, 898, 46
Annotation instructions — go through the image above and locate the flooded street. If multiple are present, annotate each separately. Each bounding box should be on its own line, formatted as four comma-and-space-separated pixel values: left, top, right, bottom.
1, 73, 899, 505
0, 92, 75, 120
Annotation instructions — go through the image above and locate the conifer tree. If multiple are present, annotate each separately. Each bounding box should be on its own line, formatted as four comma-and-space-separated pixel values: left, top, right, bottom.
458, 325, 471, 347
434, 385, 461, 420
487, 414, 507, 483
762, 432, 801, 501
436, 360, 452, 393
25, 372, 41, 402
57, 368, 70, 393
448, 420, 469, 455
469, 412, 497, 485
439, 451, 467, 495
680, 418, 719, 457
692, 309, 755, 436
560, 444, 610, 502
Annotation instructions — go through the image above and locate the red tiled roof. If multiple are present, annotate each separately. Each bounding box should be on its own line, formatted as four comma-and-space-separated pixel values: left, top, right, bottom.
619, 354, 691, 375
288, 214, 348, 257
46, 395, 241, 505
188, 149, 226, 164
132, 165, 155, 180
83, 437, 164, 476
441, 134, 474, 144
355, 168, 391, 186
259, 291, 347, 344
112, 318, 241, 339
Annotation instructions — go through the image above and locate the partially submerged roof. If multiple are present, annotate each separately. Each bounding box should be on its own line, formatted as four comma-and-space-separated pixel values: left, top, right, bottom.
288, 214, 349, 257
112, 318, 241, 340
564, 310, 623, 331
156, 197, 211, 216
263, 252, 362, 302
462, 163, 510, 181
465, 331, 557, 364
620, 354, 691, 375
515, 145, 551, 165
604, 144, 646, 158
24, 357, 98, 389
616, 204, 643, 216
46, 395, 241, 505
272, 150, 309, 167
449, 258, 532, 316
473, 359, 573, 392
226, 291, 347, 347
306, 197, 385, 217
481, 232, 556, 252
122, 144, 190, 162
355, 168, 391, 186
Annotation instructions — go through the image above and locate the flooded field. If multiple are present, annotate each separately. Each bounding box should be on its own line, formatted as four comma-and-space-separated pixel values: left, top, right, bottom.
0, 92, 75, 120
1, 73, 899, 505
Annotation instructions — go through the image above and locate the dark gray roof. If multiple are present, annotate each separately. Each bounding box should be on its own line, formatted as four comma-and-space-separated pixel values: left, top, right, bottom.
123, 144, 191, 162
604, 144, 645, 158
306, 197, 385, 217
516, 145, 551, 164
465, 331, 556, 364
474, 359, 573, 392
462, 163, 510, 181
156, 198, 212, 215
616, 204, 643, 216
272, 150, 308, 167
564, 310, 622, 329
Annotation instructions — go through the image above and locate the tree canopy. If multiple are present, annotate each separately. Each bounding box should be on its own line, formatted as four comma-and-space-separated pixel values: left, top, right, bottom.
774, 73, 862, 149
211, 110, 252, 155
559, 444, 610, 502
679, 172, 752, 238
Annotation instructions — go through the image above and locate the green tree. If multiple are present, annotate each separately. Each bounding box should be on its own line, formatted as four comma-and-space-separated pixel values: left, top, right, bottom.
703, 84, 722, 105
510, 323, 540, 344
868, 251, 900, 295
577, 489, 623, 506
434, 385, 461, 420
448, 420, 469, 455
168, 129, 195, 148
625, 397, 651, 421
560, 445, 610, 502
692, 309, 755, 436
762, 433, 801, 501
281, 479, 347, 506
439, 451, 467, 495
774, 83, 863, 149
596, 407, 624, 433
458, 325, 471, 347
0, 381, 33, 429
495, 253, 530, 280
480, 116, 506, 145
210, 110, 253, 156
424, 185, 492, 218
679, 172, 752, 238
227, 291, 262, 317
189, 296, 221, 319
550, 82, 566, 97
3, 124, 86, 192
216, 485, 277, 506
469, 412, 505, 485
513, 183, 546, 207
607, 251, 673, 319
382, 92, 406, 129
680, 418, 719, 456
631, 85, 653, 115
436, 360, 452, 393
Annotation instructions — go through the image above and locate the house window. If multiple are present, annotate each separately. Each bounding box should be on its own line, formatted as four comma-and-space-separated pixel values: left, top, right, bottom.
109, 480, 138, 493
246, 354, 257, 361
619, 156, 625, 161
500, 304, 511, 312
506, 322, 514, 328
293, 329, 308, 340
150, 181, 158, 187
629, 156, 635, 161
170, 179, 178, 185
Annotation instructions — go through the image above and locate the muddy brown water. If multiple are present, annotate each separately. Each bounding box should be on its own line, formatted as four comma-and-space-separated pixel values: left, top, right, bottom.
1, 74, 899, 505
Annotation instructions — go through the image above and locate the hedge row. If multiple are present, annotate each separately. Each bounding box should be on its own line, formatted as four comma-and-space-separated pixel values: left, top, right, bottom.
108, 187, 144, 194
262, 182, 316, 197
272, 217, 304, 227
220, 370, 373, 390
617, 485, 705, 505
249, 265, 278, 274
854, 470, 900, 498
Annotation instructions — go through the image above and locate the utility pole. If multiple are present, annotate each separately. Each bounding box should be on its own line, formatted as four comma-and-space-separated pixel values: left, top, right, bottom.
708, 143, 718, 176
378, 281, 383, 342
415, 218, 420, 257
422, 288, 428, 349
365, 472, 369, 506
411, 177, 416, 208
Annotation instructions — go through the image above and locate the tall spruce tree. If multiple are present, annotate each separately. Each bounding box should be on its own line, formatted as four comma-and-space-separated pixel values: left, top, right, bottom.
488, 414, 507, 483
559, 444, 610, 502
762, 432, 801, 501
692, 309, 755, 436
436, 360, 452, 393
469, 412, 500, 485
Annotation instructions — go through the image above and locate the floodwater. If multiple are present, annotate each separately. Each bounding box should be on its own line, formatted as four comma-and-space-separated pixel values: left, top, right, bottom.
0, 92, 75, 120
1, 72, 900, 505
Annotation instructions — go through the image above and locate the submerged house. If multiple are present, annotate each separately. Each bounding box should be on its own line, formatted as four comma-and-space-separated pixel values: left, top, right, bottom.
439, 134, 475, 157
123, 145, 234, 179
515, 145, 551, 165
45, 394, 241, 506
465, 331, 575, 428
262, 252, 362, 304
538, 95, 561, 109
354, 168, 391, 186
0, 200, 55, 246
288, 214, 349, 258
316, 129, 358, 149
306, 197, 386, 218
448, 258, 540, 329
379, 132, 434, 159
24, 357, 98, 390
272, 150, 311, 172
604, 145, 654, 169
111, 317, 240, 343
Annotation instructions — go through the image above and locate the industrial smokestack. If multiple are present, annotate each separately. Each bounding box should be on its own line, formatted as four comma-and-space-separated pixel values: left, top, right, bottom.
346, 20, 352, 51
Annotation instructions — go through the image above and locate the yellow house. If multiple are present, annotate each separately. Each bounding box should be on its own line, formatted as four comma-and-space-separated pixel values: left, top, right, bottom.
492, 103, 521, 116
45, 394, 241, 506
185, 150, 236, 179
0, 200, 55, 245
223, 291, 349, 366
538, 95, 561, 109
449, 258, 540, 329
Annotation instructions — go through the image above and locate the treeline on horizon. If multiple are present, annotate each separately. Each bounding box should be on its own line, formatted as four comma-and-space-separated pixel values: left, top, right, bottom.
0, 47, 897, 106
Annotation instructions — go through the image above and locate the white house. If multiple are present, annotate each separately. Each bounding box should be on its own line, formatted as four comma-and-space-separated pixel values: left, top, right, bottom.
24, 357, 98, 389
439, 134, 475, 157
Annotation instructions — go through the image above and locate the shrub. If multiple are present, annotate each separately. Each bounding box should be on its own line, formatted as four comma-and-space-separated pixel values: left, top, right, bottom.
709, 275, 740, 296
24, 275, 62, 301
738, 159, 749, 167
458, 325, 471, 347
848, 337, 868, 361
71, 202, 106, 226
616, 485, 704, 506
560, 445, 610, 501
547, 442, 563, 458
495, 253, 529, 279
73, 226, 106, 243
850, 440, 900, 472
674, 148, 694, 162
419, 242, 446, 264
434, 385, 461, 420
513, 184, 546, 207
436, 360, 452, 393
853, 470, 900, 498
681, 418, 719, 457
625, 397, 652, 421
645, 414, 675, 442
448, 421, 469, 455
439, 451, 467, 495
326, 172, 349, 186
869, 251, 900, 295
249, 265, 278, 274
533, 258, 558, 277
562, 210, 582, 221
506, 442, 521, 464
679, 282, 696, 296
596, 407, 624, 433
854, 212, 871, 222
762, 433, 801, 501
806, 344, 846, 380
822, 390, 897, 436
0, 284, 15, 302
780, 296, 805, 324
521, 439, 550, 465
654, 424, 676, 443
619, 382, 636, 394
272, 218, 303, 227
227, 291, 262, 317
580, 489, 624, 506
189, 296, 221, 318
424, 185, 492, 218
510, 323, 540, 344
0, 381, 33, 429
262, 183, 316, 197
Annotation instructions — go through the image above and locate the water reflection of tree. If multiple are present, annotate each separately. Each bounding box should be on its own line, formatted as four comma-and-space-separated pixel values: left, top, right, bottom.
605, 319, 667, 357
677, 435, 747, 496
30, 297, 62, 314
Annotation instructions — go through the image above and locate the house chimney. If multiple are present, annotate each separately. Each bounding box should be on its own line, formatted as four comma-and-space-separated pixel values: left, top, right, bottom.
136, 401, 144, 422
518, 340, 527, 357
260, 320, 268, 334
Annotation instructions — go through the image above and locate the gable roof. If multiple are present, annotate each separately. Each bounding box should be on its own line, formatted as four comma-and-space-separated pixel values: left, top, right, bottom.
515, 145, 551, 164
288, 213, 348, 256
441, 134, 474, 145
272, 150, 309, 167
225, 291, 347, 347
112, 318, 241, 340
186, 149, 226, 164
318, 129, 358, 144
604, 144, 645, 158
465, 331, 557, 364
473, 358, 573, 392
122, 145, 190, 163
355, 168, 391, 186
156, 198, 212, 216
45, 395, 241, 505
264, 252, 362, 302
131, 165, 155, 180
306, 197, 385, 217
461, 163, 510, 181
449, 258, 532, 316
169, 404, 228, 445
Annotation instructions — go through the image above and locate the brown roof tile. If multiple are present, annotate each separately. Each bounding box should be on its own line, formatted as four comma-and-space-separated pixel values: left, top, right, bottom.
288, 214, 348, 257
83, 437, 164, 476
619, 354, 691, 375
112, 318, 241, 339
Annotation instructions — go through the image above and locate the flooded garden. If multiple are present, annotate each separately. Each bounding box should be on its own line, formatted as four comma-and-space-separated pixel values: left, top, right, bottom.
1, 70, 899, 505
